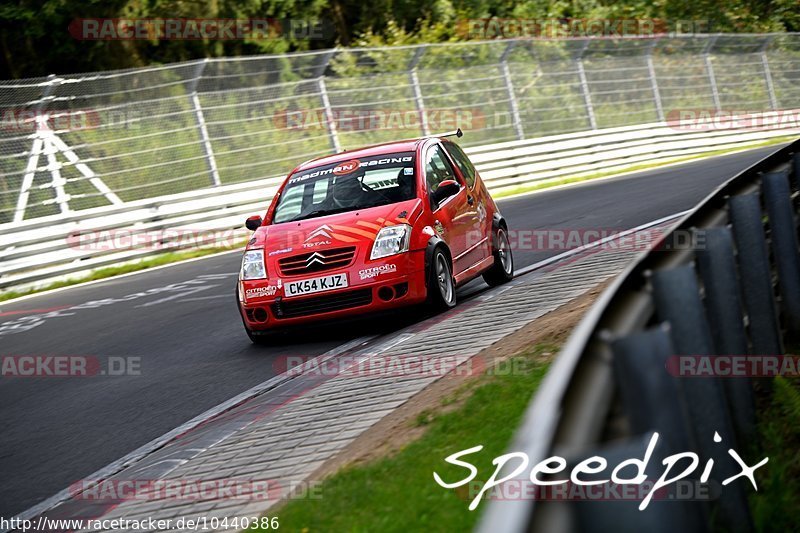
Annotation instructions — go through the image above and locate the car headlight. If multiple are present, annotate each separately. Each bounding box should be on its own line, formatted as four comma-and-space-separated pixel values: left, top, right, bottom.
370, 224, 411, 260
241, 249, 267, 280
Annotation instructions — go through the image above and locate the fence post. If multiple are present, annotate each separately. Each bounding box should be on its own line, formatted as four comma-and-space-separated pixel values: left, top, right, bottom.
500, 42, 525, 140
316, 51, 341, 153
408, 46, 430, 137
576, 40, 597, 130
703, 36, 721, 112
647, 37, 665, 122
189, 59, 221, 187
14, 75, 57, 223
760, 36, 779, 110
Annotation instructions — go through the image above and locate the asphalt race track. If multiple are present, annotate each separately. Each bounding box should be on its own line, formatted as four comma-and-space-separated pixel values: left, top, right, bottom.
0, 145, 783, 518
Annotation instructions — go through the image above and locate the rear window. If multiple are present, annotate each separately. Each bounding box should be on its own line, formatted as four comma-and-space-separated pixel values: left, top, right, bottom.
273, 152, 417, 224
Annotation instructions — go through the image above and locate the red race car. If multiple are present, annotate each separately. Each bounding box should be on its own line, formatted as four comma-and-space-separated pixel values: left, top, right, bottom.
237, 130, 513, 343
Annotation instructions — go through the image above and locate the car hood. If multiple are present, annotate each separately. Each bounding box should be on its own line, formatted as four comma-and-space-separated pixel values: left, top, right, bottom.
249, 199, 422, 252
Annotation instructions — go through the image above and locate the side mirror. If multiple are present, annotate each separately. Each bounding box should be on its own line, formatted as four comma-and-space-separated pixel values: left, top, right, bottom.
245, 215, 262, 232
432, 179, 460, 204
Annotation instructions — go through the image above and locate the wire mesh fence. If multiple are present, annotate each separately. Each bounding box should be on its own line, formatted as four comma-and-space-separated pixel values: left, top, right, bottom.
1, 34, 799, 224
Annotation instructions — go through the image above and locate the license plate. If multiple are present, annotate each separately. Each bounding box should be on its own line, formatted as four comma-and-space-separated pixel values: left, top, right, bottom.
284, 273, 348, 298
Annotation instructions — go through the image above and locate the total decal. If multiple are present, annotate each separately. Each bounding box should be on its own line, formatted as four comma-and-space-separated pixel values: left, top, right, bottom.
359, 264, 397, 280
245, 280, 282, 300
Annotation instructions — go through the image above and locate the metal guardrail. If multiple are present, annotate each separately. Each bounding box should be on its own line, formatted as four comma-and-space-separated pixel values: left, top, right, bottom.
478, 139, 800, 532
1, 34, 799, 225
1, 121, 798, 292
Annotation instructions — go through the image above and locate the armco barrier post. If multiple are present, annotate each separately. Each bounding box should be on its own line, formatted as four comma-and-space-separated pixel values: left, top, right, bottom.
189, 59, 222, 187
610, 326, 693, 452
762, 170, 800, 338
703, 36, 721, 112
500, 42, 525, 140
576, 40, 597, 130
646, 38, 665, 122
728, 193, 784, 356
760, 37, 779, 111
694, 227, 756, 442
650, 265, 752, 532
408, 46, 430, 137
316, 51, 341, 153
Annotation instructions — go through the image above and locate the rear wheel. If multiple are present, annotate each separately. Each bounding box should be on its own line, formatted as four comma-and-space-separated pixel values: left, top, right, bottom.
427, 247, 457, 310
483, 227, 514, 286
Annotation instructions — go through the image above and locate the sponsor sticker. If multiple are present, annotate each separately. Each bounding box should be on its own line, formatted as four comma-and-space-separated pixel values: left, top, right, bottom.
333, 159, 361, 175
359, 264, 398, 280
268, 247, 292, 256
245, 285, 279, 299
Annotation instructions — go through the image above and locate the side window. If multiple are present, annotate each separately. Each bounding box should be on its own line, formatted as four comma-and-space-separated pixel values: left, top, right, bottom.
444, 142, 476, 188
425, 145, 457, 193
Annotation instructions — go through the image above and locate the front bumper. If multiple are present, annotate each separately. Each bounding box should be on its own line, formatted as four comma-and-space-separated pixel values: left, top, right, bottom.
239, 250, 427, 330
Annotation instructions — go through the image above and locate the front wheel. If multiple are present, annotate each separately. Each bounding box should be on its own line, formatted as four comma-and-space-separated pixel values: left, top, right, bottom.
237, 285, 272, 345
483, 227, 514, 286
427, 248, 457, 310
245, 327, 272, 345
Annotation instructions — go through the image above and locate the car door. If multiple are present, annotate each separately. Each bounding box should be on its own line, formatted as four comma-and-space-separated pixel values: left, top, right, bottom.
441, 140, 489, 266
424, 143, 472, 276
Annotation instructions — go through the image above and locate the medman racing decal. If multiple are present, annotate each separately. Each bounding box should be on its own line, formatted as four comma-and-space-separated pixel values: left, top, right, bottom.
289, 152, 415, 183
359, 264, 398, 280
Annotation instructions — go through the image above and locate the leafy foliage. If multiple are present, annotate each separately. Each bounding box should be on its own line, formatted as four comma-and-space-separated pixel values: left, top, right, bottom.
1, 0, 797, 79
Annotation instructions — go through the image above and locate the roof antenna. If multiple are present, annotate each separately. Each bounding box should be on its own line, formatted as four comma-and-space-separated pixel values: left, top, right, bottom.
439, 128, 463, 138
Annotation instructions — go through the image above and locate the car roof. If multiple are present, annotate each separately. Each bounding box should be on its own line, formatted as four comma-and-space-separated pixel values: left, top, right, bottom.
293, 137, 436, 173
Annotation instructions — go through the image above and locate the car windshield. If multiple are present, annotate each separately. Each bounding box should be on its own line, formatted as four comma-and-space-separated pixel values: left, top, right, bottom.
272, 152, 417, 224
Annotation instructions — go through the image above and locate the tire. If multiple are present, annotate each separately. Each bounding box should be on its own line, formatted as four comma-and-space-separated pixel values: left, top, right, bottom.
427, 247, 457, 310
483, 226, 514, 286
245, 327, 272, 345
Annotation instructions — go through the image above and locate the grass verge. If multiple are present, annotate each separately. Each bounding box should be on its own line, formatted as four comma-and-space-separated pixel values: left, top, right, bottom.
492, 136, 796, 199
259, 343, 556, 532
0, 243, 245, 304
750, 375, 800, 531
